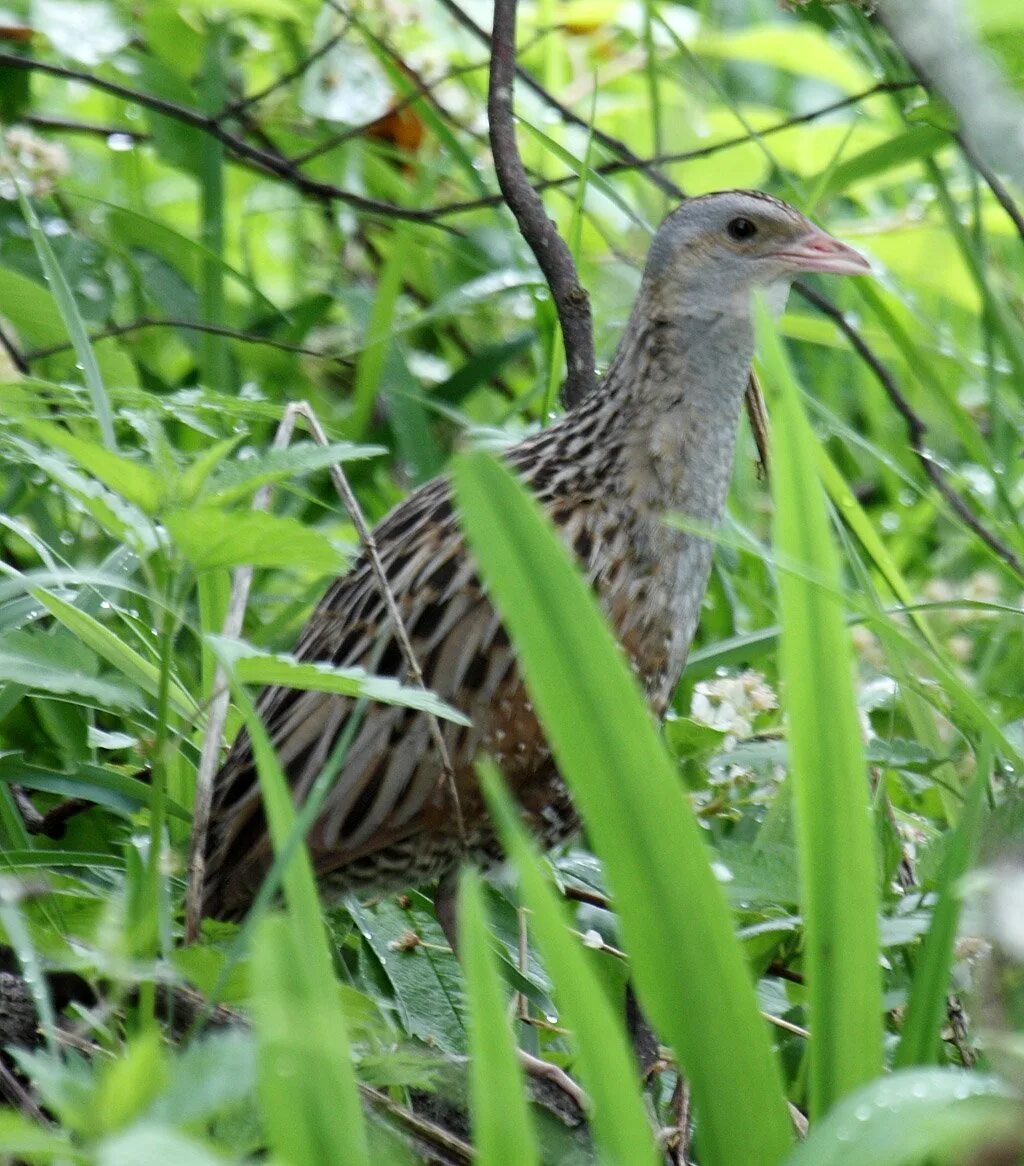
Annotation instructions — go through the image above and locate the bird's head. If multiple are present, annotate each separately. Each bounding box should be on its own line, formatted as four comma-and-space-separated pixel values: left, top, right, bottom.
644, 190, 869, 317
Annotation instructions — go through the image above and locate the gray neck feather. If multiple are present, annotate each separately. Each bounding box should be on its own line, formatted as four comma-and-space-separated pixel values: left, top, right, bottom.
595, 281, 756, 525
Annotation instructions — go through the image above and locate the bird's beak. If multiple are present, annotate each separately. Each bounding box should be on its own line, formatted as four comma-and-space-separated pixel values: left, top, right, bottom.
771, 227, 871, 277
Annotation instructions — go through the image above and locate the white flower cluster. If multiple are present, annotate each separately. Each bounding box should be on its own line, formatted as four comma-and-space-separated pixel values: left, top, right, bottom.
690, 669, 778, 751
0, 126, 68, 200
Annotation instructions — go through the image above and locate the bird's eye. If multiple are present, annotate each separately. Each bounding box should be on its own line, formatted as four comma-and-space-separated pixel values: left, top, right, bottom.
727, 217, 758, 241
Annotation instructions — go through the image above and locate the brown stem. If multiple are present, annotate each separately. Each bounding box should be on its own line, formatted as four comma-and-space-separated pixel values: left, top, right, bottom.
796, 282, 1022, 574
0, 51, 454, 230
488, 0, 595, 408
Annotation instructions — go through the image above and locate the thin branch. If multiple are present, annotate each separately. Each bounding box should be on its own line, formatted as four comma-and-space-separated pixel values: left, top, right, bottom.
184, 406, 304, 942
11, 786, 93, 838
24, 113, 147, 142
439, 0, 680, 198
22, 316, 355, 367
0, 51, 455, 230
959, 138, 1024, 245
290, 402, 464, 840
0, 318, 28, 374
435, 80, 919, 219
796, 282, 1022, 574
488, 0, 595, 408
217, 19, 352, 121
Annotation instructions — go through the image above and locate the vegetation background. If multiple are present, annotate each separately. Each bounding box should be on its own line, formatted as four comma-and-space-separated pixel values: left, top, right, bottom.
0, 0, 1021, 1162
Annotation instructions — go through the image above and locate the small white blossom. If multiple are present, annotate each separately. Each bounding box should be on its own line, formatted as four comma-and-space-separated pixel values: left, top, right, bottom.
582, 929, 604, 949
690, 669, 777, 750
0, 127, 68, 200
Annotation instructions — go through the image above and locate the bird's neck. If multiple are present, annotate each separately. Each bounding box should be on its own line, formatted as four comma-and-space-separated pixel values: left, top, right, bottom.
579, 290, 756, 523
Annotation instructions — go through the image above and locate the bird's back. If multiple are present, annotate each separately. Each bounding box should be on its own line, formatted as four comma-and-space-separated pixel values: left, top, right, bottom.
201, 413, 686, 921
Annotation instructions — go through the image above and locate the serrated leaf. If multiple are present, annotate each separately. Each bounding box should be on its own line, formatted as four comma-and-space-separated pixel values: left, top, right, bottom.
165, 507, 344, 573
203, 439, 384, 506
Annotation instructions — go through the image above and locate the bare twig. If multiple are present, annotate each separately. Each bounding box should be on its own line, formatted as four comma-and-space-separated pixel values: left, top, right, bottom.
218, 18, 352, 121
440, 0, 680, 199
796, 282, 1022, 574
185, 407, 305, 941
23, 316, 355, 368
665, 1075, 692, 1166
0, 51, 455, 230
0, 318, 28, 375
360, 1085, 474, 1165
24, 113, 147, 142
488, 0, 595, 408
11, 786, 93, 839
434, 80, 919, 219
958, 136, 1024, 245
290, 402, 464, 839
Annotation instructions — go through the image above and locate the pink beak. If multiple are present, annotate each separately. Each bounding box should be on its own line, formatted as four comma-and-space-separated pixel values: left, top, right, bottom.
772, 227, 871, 277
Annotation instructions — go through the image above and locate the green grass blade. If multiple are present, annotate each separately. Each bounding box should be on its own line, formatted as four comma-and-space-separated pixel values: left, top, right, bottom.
5, 148, 117, 452
895, 745, 989, 1068
224, 673, 369, 1165
251, 913, 370, 1166
756, 300, 883, 1117
32, 588, 196, 718
459, 868, 539, 1166
453, 451, 792, 1166
480, 761, 661, 1166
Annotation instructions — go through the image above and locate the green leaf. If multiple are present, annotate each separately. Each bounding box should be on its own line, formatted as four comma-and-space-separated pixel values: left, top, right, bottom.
227, 666, 369, 1165
481, 762, 661, 1166
202, 440, 384, 506
19, 418, 162, 513
757, 300, 883, 1118
347, 896, 467, 1055
453, 450, 792, 1166
784, 1070, 1017, 1166
32, 589, 195, 719
164, 507, 344, 573
0, 629, 141, 710
0, 758, 188, 822
459, 869, 540, 1166
251, 913, 370, 1166
208, 636, 470, 725
811, 126, 949, 201
7, 152, 116, 450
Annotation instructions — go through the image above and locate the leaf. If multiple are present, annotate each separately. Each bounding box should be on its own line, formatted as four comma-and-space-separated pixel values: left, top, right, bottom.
459, 868, 539, 1166
208, 636, 470, 725
19, 418, 162, 512
347, 896, 466, 1055
0, 757, 189, 822
453, 450, 793, 1166
202, 440, 384, 506
482, 763, 661, 1166
0, 628, 141, 710
33, 589, 196, 719
165, 507, 344, 573
757, 300, 883, 1118
231, 675, 370, 1166
812, 126, 949, 201
784, 1070, 1017, 1166
251, 914, 370, 1166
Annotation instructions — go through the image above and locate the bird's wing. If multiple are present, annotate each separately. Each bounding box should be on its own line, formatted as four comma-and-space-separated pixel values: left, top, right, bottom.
202, 474, 506, 917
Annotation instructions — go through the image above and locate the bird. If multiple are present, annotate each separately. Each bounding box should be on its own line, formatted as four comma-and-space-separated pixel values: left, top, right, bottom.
201, 190, 869, 940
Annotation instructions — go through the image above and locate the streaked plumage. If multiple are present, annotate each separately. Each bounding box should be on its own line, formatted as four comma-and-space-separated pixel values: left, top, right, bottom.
202, 191, 868, 921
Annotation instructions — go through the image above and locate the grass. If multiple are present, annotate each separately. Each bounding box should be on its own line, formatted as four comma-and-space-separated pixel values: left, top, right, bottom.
0, 2, 1022, 1163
